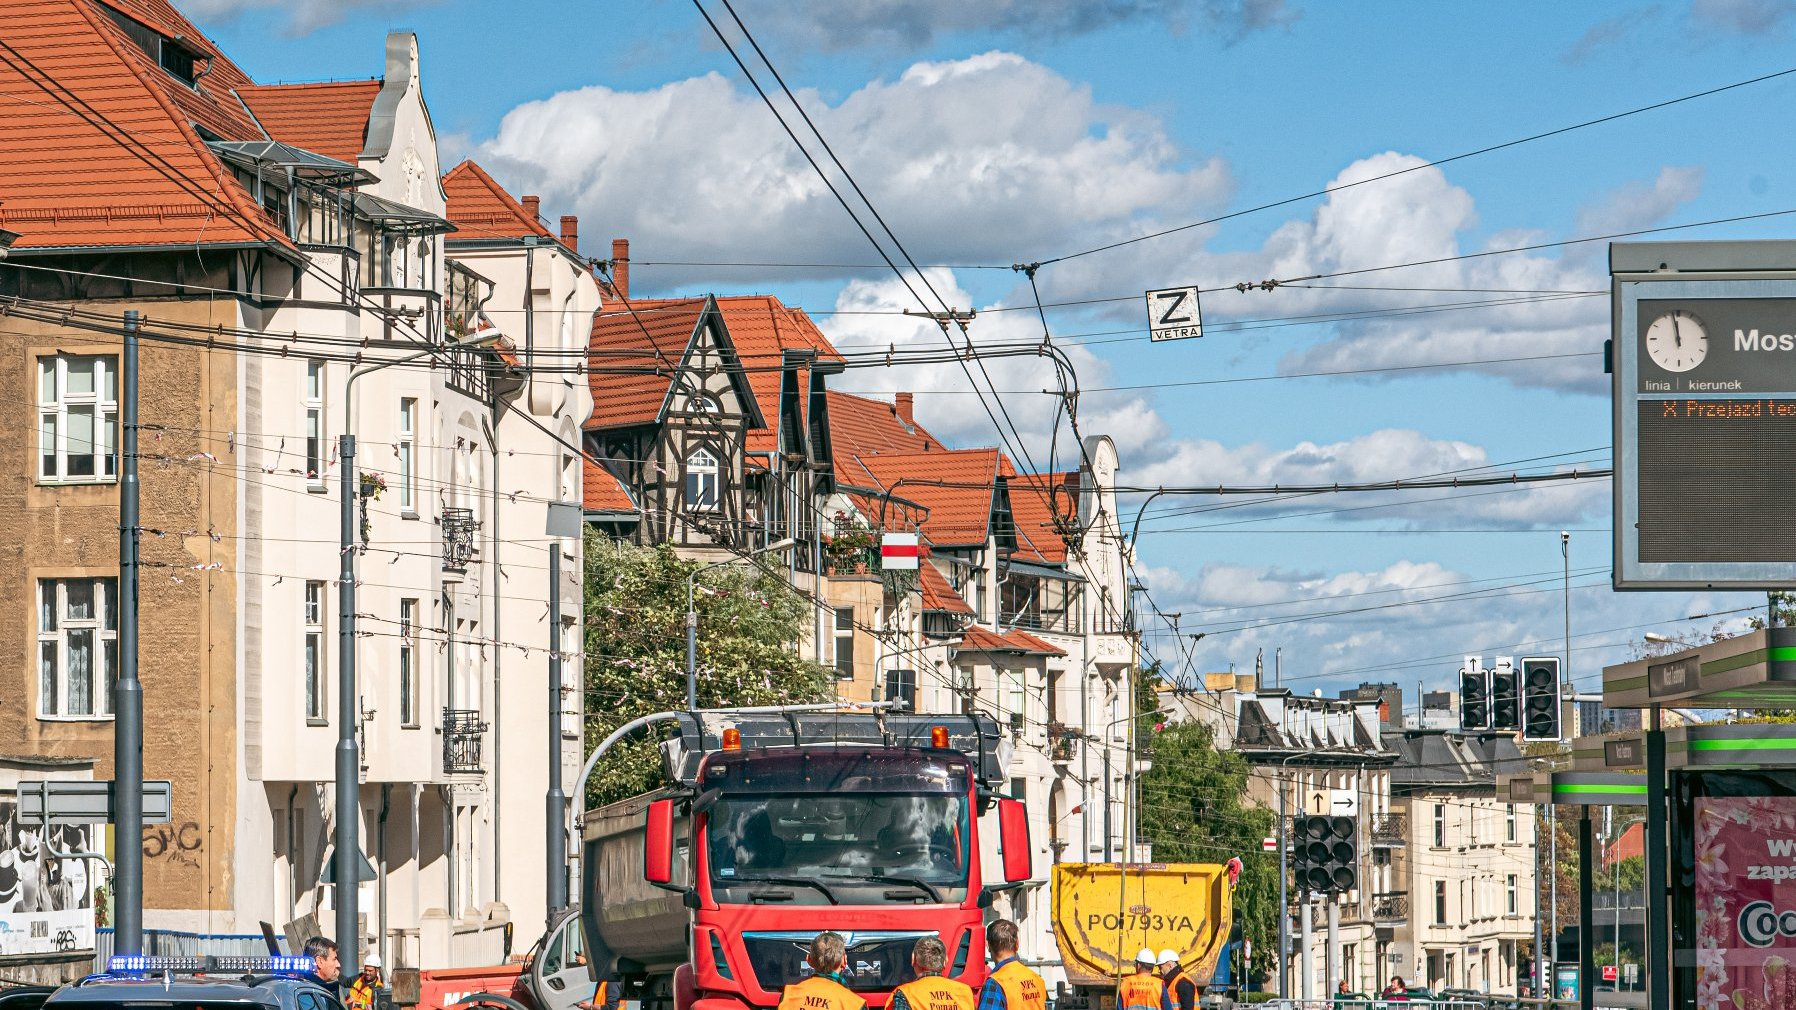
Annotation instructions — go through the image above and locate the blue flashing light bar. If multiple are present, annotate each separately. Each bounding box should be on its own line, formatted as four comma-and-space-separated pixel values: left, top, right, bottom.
106, 955, 317, 975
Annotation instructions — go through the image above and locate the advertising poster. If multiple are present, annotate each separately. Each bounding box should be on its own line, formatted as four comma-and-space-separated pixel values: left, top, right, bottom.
1693, 795, 1796, 1010
0, 794, 96, 956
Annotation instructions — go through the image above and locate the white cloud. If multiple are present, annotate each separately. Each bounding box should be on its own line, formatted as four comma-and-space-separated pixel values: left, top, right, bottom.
727, 0, 1299, 51
183, 0, 438, 34
475, 53, 1231, 288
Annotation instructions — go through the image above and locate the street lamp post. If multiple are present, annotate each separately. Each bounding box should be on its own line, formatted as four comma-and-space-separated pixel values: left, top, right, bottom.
685, 539, 798, 710
333, 330, 506, 973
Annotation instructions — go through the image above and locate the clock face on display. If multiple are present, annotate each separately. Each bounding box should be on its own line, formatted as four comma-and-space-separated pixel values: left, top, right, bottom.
1645, 310, 1708, 373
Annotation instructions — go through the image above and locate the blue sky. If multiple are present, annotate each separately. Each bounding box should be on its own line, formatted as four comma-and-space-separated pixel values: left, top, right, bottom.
192, 0, 1796, 705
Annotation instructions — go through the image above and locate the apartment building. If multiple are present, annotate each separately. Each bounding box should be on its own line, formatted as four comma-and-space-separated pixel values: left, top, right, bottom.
1386, 730, 1536, 995
0, 0, 590, 971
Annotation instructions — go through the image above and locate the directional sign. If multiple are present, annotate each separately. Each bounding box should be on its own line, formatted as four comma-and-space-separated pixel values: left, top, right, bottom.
16, 779, 173, 824
1261, 836, 1277, 851
1145, 286, 1203, 342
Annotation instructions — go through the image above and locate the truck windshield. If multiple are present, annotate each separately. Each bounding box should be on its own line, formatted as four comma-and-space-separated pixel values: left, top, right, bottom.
707, 792, 970, 900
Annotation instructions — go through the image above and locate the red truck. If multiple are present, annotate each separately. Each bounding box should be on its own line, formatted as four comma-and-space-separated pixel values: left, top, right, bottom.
577, 711, 1030, 1010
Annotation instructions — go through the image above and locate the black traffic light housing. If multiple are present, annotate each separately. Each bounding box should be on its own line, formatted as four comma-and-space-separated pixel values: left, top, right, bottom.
1490, 662, 1520, 732
1291, 814, 1357, 894
1460, 659, 1490, 731
1521, 656, 1562, 742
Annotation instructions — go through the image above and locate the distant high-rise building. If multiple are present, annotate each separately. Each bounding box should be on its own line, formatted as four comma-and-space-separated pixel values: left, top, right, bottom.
1577, 700, 1644, 737
1340, 682, 1405, 726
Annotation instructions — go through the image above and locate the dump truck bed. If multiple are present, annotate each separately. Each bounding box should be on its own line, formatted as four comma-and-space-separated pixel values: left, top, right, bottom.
1051, 862, 1235, 989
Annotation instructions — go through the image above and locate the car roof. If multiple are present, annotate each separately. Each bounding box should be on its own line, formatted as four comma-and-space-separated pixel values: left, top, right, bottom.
48, 975, 335, 1009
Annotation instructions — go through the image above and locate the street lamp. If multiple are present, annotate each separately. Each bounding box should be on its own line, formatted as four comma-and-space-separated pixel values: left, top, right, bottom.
685, 539, 798, 710
333, 328, 508, 974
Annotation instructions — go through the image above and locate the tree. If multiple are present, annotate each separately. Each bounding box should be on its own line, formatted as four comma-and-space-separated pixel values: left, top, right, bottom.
582, 536, 834, 806
1595, 854, 1644, 894
1136, 704, 1277, 976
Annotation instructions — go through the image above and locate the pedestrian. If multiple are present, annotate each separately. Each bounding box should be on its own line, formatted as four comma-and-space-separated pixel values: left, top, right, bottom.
1156, 950, 1194, 1010
777, 932, 865, 1010
1332, 979, 1352, 1004
890, 937, 974, 1010
303, 936, 342, 986
572, 952, 620, 1010
346, 954, 383, 1010
1381, 976, 1408, 1001
1118, 950, 1162, 1010
977, 920, 1044, 1010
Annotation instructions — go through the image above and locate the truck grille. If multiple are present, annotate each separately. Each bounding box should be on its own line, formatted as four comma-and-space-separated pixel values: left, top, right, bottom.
740, 931, 935, 993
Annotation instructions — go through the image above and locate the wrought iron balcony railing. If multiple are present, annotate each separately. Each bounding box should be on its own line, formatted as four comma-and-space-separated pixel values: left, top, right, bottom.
1371, 891, 1409, 922
1370, 812, 1408, 846
443, 708, 487, 774
441, 507, 480, 575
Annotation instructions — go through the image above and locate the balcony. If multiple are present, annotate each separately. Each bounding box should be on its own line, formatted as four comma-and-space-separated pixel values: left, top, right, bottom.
1370, 812, 1408, 847
1371, 891, 1410, 925
1047, 722, 1078, 765
442, 708, 487, 774
441, 507, 480, 578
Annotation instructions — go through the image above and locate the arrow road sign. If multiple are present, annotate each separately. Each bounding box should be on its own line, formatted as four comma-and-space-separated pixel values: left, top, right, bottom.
1145, 286, 1203, 342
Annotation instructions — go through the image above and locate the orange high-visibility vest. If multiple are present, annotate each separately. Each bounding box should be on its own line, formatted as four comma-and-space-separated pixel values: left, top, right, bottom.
895, 974, 976, 1010
1160, 969, 1197, 1010
989, 960, 1046, 1010
778, 975, 867, 1010
1119, 973, 1162, 1010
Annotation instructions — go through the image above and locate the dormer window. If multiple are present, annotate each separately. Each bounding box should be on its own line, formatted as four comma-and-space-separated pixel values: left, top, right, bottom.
99, 6, 200, 85
684, 394, 721, 414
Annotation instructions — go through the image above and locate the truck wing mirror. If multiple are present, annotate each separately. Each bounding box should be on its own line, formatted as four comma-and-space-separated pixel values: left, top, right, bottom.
645, 798, 677, 887
997, 797, 1031, 883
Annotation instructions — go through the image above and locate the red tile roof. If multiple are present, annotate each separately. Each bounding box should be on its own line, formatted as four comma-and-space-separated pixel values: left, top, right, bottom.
237, 79, 381, 163
586, 299, 706, 429
827, 391, 942, 486
917, 558, 973, 617
705, 296, 842, 456
441, 159, 558, 242
1007, 471, 1079, 564
854, 448, 1000, 547
582, 458, 637, 514
955, 625, 1065, 656
0, 0, 290, 251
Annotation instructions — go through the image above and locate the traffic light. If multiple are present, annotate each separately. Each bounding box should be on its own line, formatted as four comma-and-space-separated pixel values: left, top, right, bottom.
1490, 657, 1520, 732
1291, 815, 1358, 893
1460, 657, 1489, 731
1522, 657, 1562, 742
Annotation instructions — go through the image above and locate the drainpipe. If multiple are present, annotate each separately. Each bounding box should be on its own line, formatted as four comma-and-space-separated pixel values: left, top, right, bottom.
285, 784, 299, 926
378, 785, 391, 967
484, 418, 502, 911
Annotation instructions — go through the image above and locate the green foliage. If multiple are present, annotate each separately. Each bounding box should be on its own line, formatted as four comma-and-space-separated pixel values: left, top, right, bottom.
1595, 854, 1644, 894
1136, 708, 1278, 964
582, 535, 834, 807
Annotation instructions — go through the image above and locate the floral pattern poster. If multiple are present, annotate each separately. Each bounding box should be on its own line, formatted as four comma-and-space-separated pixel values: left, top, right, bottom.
1694, 795, 1796, 1010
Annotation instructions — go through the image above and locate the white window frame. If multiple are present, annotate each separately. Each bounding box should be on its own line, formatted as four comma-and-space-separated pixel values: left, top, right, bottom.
1506, 803, 1517, 843
305, 361, 327, 489
399, 398, 418, 515
1506, 873, 1519, 916
399, 598, 419, 728
1434, 880, 1448, 925
832, 606, 854, 680
1433, 803, 1446, 847
36, 577, 117, 720
685, 447, 719, 511
305, 580, 327, 723
1003, 670, 1026, 728
37, 355, 118, 484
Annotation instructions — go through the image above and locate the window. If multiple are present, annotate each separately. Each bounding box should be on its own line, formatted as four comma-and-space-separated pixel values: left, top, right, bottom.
832, 607, 854, 679
38, 355, 117, 483
36, 578, 117, 718
1506, 803, 1517, 843
957, 667, 976, 716
399, 598, 419, 727
1433, 803, 1446, 847
685, 394, 720, 413
1506, 874, 1519, 915
1434, 880, 1448, 925
1004, 671, 1026, 731
883, 669, 917, 711
1469, 805, 1478, 846
1009, 777, 1027, 801
558, 451, 575, 503
305, 361, 326, 486
305, 581, 327, 722
399, 398, 417, 514
685, 447, 718, 510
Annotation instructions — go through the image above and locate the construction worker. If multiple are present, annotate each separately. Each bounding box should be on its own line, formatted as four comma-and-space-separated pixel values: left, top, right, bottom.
890, 937, 974, 1010
977, 920, 1044, 1010
1119, 950, 1162, 1010
1157, 950, 1196, 1010
778, 932, 866, 1010
345, 953, 383, 1010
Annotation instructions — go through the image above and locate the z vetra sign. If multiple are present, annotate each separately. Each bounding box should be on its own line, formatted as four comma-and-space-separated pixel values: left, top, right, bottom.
1145, 286, 1202, 342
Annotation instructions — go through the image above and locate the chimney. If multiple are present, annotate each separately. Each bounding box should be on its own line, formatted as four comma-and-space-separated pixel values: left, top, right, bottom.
522, 195, 541, 222
895, 391, 914, 427
610, 238, 630, 300
559, 215, 579, 253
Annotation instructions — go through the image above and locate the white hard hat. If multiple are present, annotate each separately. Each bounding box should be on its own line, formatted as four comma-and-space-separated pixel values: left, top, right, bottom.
363, 954, 383, 969
1135, 948, 1157, 965
1157, 950, 1180, 966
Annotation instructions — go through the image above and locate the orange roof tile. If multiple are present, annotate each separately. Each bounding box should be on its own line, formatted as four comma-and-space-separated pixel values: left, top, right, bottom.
955, 625, 1064, 656
586, 299, 705, 429
827, 391, 942, 485
1006, 471, 1079, 564
1006, 628, 1068, 657
705, 296, 842, 456
0, 1, 290, 252
918, 558, 973, 617
582, 458, 637, 514
442, 159, 558, 243
237, 79, 381, 163
854, 448, 1000, 547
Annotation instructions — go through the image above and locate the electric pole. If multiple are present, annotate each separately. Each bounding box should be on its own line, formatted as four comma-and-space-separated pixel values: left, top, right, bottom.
114, 310, 144, 955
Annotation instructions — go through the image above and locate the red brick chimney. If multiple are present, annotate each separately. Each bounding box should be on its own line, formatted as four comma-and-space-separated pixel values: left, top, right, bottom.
610, 238, 630, 300
895, 391, 914, 427
559, 215, 579, 253
522, 195, 540, 222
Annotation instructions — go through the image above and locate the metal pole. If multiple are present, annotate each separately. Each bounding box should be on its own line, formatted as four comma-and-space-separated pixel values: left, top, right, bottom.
336, 430, 360, 972
114, 310, 143, 955
684, 597, 699, 712
1326, 897, 1339, 994
1278, 780, 1289, 1001
1578, 807, 1594, 1010
546, 544, 567, 921
1102, 747, 1113, 863
1645, 706, 1668, 1010
1550, 802, 1558, 980
1533, 793, 1544, 998
1612, 811, 1622, 991
1300, 898, 1313, 1001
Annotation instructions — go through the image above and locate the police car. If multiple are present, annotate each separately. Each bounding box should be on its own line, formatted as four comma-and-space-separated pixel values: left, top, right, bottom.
47, 956, 342, 1010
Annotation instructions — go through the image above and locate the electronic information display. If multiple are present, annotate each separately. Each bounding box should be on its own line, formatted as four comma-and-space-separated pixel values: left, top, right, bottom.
1613, 242, 1796, 589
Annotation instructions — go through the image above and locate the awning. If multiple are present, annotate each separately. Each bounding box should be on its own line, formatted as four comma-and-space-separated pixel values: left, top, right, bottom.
1001, 557, 1085, 582
206, 139, 375, 187
354, 191, 456, 235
